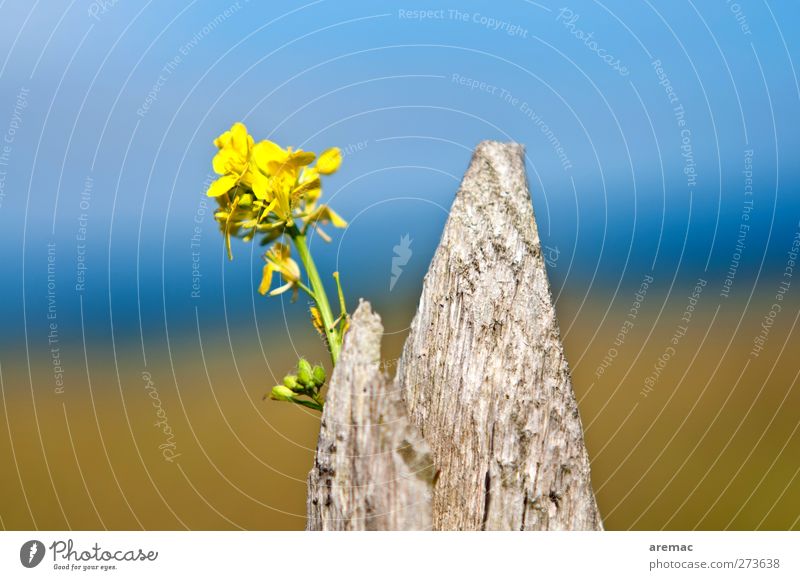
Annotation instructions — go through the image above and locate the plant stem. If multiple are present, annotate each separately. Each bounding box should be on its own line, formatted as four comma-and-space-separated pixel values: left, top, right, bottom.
288, 224, 341, 365
292, 398, 323, 411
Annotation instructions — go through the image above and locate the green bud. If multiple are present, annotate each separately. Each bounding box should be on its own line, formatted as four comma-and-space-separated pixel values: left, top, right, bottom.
297, 358, 313, 385
270, 385, 295, 402
312, 365, 326, 387
283, 374, 300, 391
238, 193, 254, 207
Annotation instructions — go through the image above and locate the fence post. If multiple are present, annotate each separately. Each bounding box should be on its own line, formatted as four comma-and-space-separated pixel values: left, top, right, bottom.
306, 301, 434, 530
307, 142, 602, 531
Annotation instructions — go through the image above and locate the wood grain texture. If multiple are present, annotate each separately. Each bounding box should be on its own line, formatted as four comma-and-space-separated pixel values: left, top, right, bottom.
306, 300, 434, 530
397, 141, 602, 530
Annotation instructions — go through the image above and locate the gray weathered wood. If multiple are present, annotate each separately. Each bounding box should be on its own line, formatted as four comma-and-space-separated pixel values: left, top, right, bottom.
397, 141, 602, 530
306, 141, 602, 531
306, 300, 434, 530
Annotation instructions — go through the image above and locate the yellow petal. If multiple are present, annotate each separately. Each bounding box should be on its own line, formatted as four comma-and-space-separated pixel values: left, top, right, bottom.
307, 204, 347, 228
258, 262, 275, 295
257, 199, 277, 221
247, 169, 271, 200
207, 174, 239, 197
300, 167, 319, 183
213, 129, 231, 150
292, 174, 321, 202
271, 177, 295, 219
265, 243, 301, 284
288, 150, 316, 167
316, 147, 342, 174
314, 226, 332, 243
229, 122, 250, 157
269, 282, 293, 296
325, 207, 347, 228
282, 256, 301, 283
251, 140, 289, 175
212, 148, 233, 174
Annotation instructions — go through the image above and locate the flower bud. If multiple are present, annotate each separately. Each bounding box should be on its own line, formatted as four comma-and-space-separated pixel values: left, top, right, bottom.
297, 359, 313, 385
312, 365, 326, 387
269, 385, 295, 401
283, 375, 301, 391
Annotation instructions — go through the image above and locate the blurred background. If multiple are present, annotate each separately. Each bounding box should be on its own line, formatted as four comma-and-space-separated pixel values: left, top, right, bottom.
0, 0, 798, 530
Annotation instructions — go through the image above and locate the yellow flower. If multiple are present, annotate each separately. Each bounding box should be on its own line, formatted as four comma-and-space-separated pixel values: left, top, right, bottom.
258, 243, 301, 300
205, 122, 347, 262
212, 122, 250, 174
316, 147, 342, 175
251, 140, 316, 175
207, 122, 269, 199
250, 140, 317, 223
294, 167, 321, 203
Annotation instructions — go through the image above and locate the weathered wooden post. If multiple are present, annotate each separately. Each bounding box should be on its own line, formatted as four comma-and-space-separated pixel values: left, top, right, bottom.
306, 302, 434, 530
307, 142, 602, 531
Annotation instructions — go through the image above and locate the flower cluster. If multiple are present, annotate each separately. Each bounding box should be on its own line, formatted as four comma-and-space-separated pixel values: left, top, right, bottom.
267, 359, 326, 411
207, 122, 346, 266
205, 122, 350, 411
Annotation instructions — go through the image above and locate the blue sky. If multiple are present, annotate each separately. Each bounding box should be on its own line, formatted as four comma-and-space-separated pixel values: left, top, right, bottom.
0, 0, 798, 342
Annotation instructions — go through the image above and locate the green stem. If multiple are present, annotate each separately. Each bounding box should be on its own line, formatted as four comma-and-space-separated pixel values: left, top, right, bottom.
292, 398, 323, 411
333, 271, 347, 336
288, 224, 340, 365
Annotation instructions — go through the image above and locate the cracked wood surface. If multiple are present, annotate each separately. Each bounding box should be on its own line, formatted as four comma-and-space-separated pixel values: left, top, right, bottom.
306, 301, 434, 530
397, 141, 602, 530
